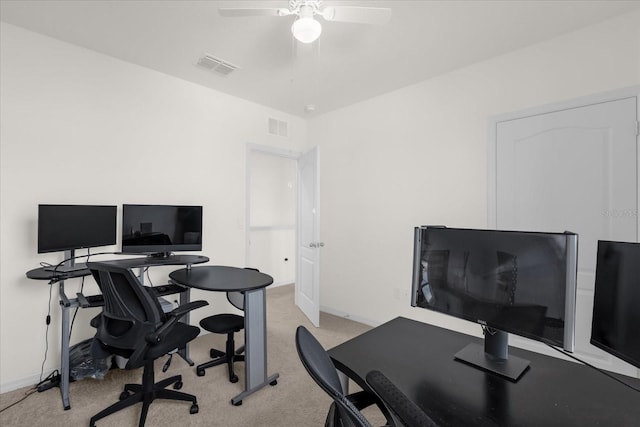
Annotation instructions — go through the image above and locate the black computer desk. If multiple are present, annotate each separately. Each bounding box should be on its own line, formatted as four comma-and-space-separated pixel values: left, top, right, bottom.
328, 317, 640, 427
26, 254, 208, 410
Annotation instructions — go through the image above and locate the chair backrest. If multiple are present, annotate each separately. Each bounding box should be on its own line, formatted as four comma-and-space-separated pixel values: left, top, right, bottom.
226, 267, 259, 311
227, 291, 244, 311
88, 261, 165, 367
366, 370, 439, 427
295, 326, 372, 427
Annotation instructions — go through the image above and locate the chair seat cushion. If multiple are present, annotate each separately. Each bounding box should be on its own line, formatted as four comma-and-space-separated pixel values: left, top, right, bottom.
200, 313, 244, 333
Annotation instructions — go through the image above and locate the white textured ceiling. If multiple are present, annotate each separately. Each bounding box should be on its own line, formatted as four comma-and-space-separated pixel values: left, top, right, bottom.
2, 0, 639, 117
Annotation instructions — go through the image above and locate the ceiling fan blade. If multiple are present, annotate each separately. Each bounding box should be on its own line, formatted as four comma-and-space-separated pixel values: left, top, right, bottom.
321, 6, 392, 25
218, 8, 292, 18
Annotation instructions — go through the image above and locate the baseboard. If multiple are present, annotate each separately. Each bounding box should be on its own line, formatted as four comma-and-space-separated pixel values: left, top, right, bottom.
319, 305, 381, 328
270, 281, 294, 288
0, 373, 41, 394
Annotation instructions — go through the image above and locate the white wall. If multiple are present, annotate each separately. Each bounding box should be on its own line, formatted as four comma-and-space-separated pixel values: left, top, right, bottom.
311, 10, 640, 340
0, 23, 308, 392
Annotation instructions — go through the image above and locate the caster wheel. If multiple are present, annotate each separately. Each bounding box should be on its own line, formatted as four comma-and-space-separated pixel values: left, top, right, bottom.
196, 369, 205, 377
270, 380, 278, 386
232, 400, 242, 406
190, 403, 199, 414
210, 349, 222, 359
119, 391, 130, 400
174, 381, 183, 390
230, 375, 239, 383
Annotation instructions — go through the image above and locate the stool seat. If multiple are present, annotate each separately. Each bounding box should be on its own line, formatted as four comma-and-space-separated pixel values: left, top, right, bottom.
200, 314, 244, 334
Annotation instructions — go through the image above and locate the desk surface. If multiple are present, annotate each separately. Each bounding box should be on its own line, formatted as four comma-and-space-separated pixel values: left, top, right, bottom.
26, 266, 91, 281
26, 254, 209, 281
96, 254, 209, 269
329, 317, 640, 427
169, 266, 273, 292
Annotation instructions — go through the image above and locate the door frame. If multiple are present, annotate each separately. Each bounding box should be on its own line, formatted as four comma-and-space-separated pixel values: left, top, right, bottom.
245, 143, 301, 274
245, 143, 321, 325
487, 85, 640, 229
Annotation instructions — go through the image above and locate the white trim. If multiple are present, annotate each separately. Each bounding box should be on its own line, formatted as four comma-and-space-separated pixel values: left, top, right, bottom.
0, 374, 41, 394
245, 142, 302, 271
319, 305, 381, 329
249, 225, 296, 231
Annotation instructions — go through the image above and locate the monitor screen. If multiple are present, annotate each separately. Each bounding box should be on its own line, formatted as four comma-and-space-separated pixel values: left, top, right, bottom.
121, 204, 203, 256
590, 240, 640, 369
38, 204, 117, 253
411, 226, 578, 381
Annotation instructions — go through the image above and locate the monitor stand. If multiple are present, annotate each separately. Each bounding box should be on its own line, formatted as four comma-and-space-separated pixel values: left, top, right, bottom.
44, 249, 88, 273
147, 252, 172, 259
454, 329, 530, 382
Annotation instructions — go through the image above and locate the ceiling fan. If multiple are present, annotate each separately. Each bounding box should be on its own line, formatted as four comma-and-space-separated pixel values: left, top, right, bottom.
219, 0, 392, 44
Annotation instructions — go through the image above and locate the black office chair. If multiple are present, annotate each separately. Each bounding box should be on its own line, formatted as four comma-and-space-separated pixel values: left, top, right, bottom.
196, 290, 245, 382
296, 325, 387, 427
87, 262, 208, 427
366, 371, 439, 427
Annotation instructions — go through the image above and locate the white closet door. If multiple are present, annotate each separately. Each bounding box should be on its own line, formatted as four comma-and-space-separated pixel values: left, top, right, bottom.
494, 95, 638, 377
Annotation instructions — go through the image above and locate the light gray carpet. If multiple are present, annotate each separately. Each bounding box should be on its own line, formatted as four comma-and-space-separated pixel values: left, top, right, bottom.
0, 284, 385, 426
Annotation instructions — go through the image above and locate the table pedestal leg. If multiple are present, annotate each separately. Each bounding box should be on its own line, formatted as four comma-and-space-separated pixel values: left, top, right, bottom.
231, 288, 279, 405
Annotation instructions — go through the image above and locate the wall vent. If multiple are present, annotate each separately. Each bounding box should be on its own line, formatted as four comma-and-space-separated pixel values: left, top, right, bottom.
268, 118, 289, 137
196, 54, 239, 76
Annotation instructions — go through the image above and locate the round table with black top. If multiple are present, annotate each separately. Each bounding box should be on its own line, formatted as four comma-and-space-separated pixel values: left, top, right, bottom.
169, 265, 279, 405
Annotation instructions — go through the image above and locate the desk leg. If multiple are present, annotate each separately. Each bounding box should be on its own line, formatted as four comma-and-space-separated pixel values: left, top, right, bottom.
177, 288, 193, 365
59, 301, 71, 410
231, 288, 279, 405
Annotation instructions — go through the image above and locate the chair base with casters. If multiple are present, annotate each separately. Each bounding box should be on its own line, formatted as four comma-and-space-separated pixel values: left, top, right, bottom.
87, 262, 208, 427
196, 310, 245, 383
90, 357, 198, 427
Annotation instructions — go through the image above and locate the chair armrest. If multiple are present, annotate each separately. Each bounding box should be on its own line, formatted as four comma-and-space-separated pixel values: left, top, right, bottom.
145, 300, 208, 344
167, 300, 208, 319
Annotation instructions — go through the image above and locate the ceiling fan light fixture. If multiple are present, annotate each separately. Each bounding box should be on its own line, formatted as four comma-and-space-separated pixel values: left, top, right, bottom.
291, 16, 322, 44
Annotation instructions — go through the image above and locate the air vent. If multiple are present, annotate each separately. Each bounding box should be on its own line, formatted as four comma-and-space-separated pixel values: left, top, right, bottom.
268, 118, 289, 137
196, 54, 239, 76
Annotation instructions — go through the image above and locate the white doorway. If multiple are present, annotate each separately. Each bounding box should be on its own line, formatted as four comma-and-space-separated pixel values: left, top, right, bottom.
246, 144, 321, 326
296, 146, 321, 327
246, 145, 298, 286
489, 88, 639, 377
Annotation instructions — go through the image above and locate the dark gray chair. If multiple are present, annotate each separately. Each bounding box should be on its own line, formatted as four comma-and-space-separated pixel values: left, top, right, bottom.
196, 290, 245, 382
87, 262, 208, 427
296, 325, 386, 427
366, 370, 439, 427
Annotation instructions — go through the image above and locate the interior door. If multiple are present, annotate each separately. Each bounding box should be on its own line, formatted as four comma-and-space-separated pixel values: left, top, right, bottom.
493, 95, 639, 377
297, 146, 321, 326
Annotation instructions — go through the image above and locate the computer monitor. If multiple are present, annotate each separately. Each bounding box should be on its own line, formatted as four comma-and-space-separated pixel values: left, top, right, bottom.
38, 204, 117, 254
38, 204, 117, 272
590, 240, 640, 369
411, 226, 578, 381
121, 204, 203, 257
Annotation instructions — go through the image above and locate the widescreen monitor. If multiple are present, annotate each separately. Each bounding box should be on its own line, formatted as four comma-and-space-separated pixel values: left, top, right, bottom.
122, 204, 203, 257
590, 240, 640, 369
38, 204, 117, 254
411, 226, 578, 381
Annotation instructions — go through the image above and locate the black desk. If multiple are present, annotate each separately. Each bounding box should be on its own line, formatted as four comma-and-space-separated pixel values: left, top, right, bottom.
169, 266, 279, 405
26, 254, 208, 410
328, 317, 640, 427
